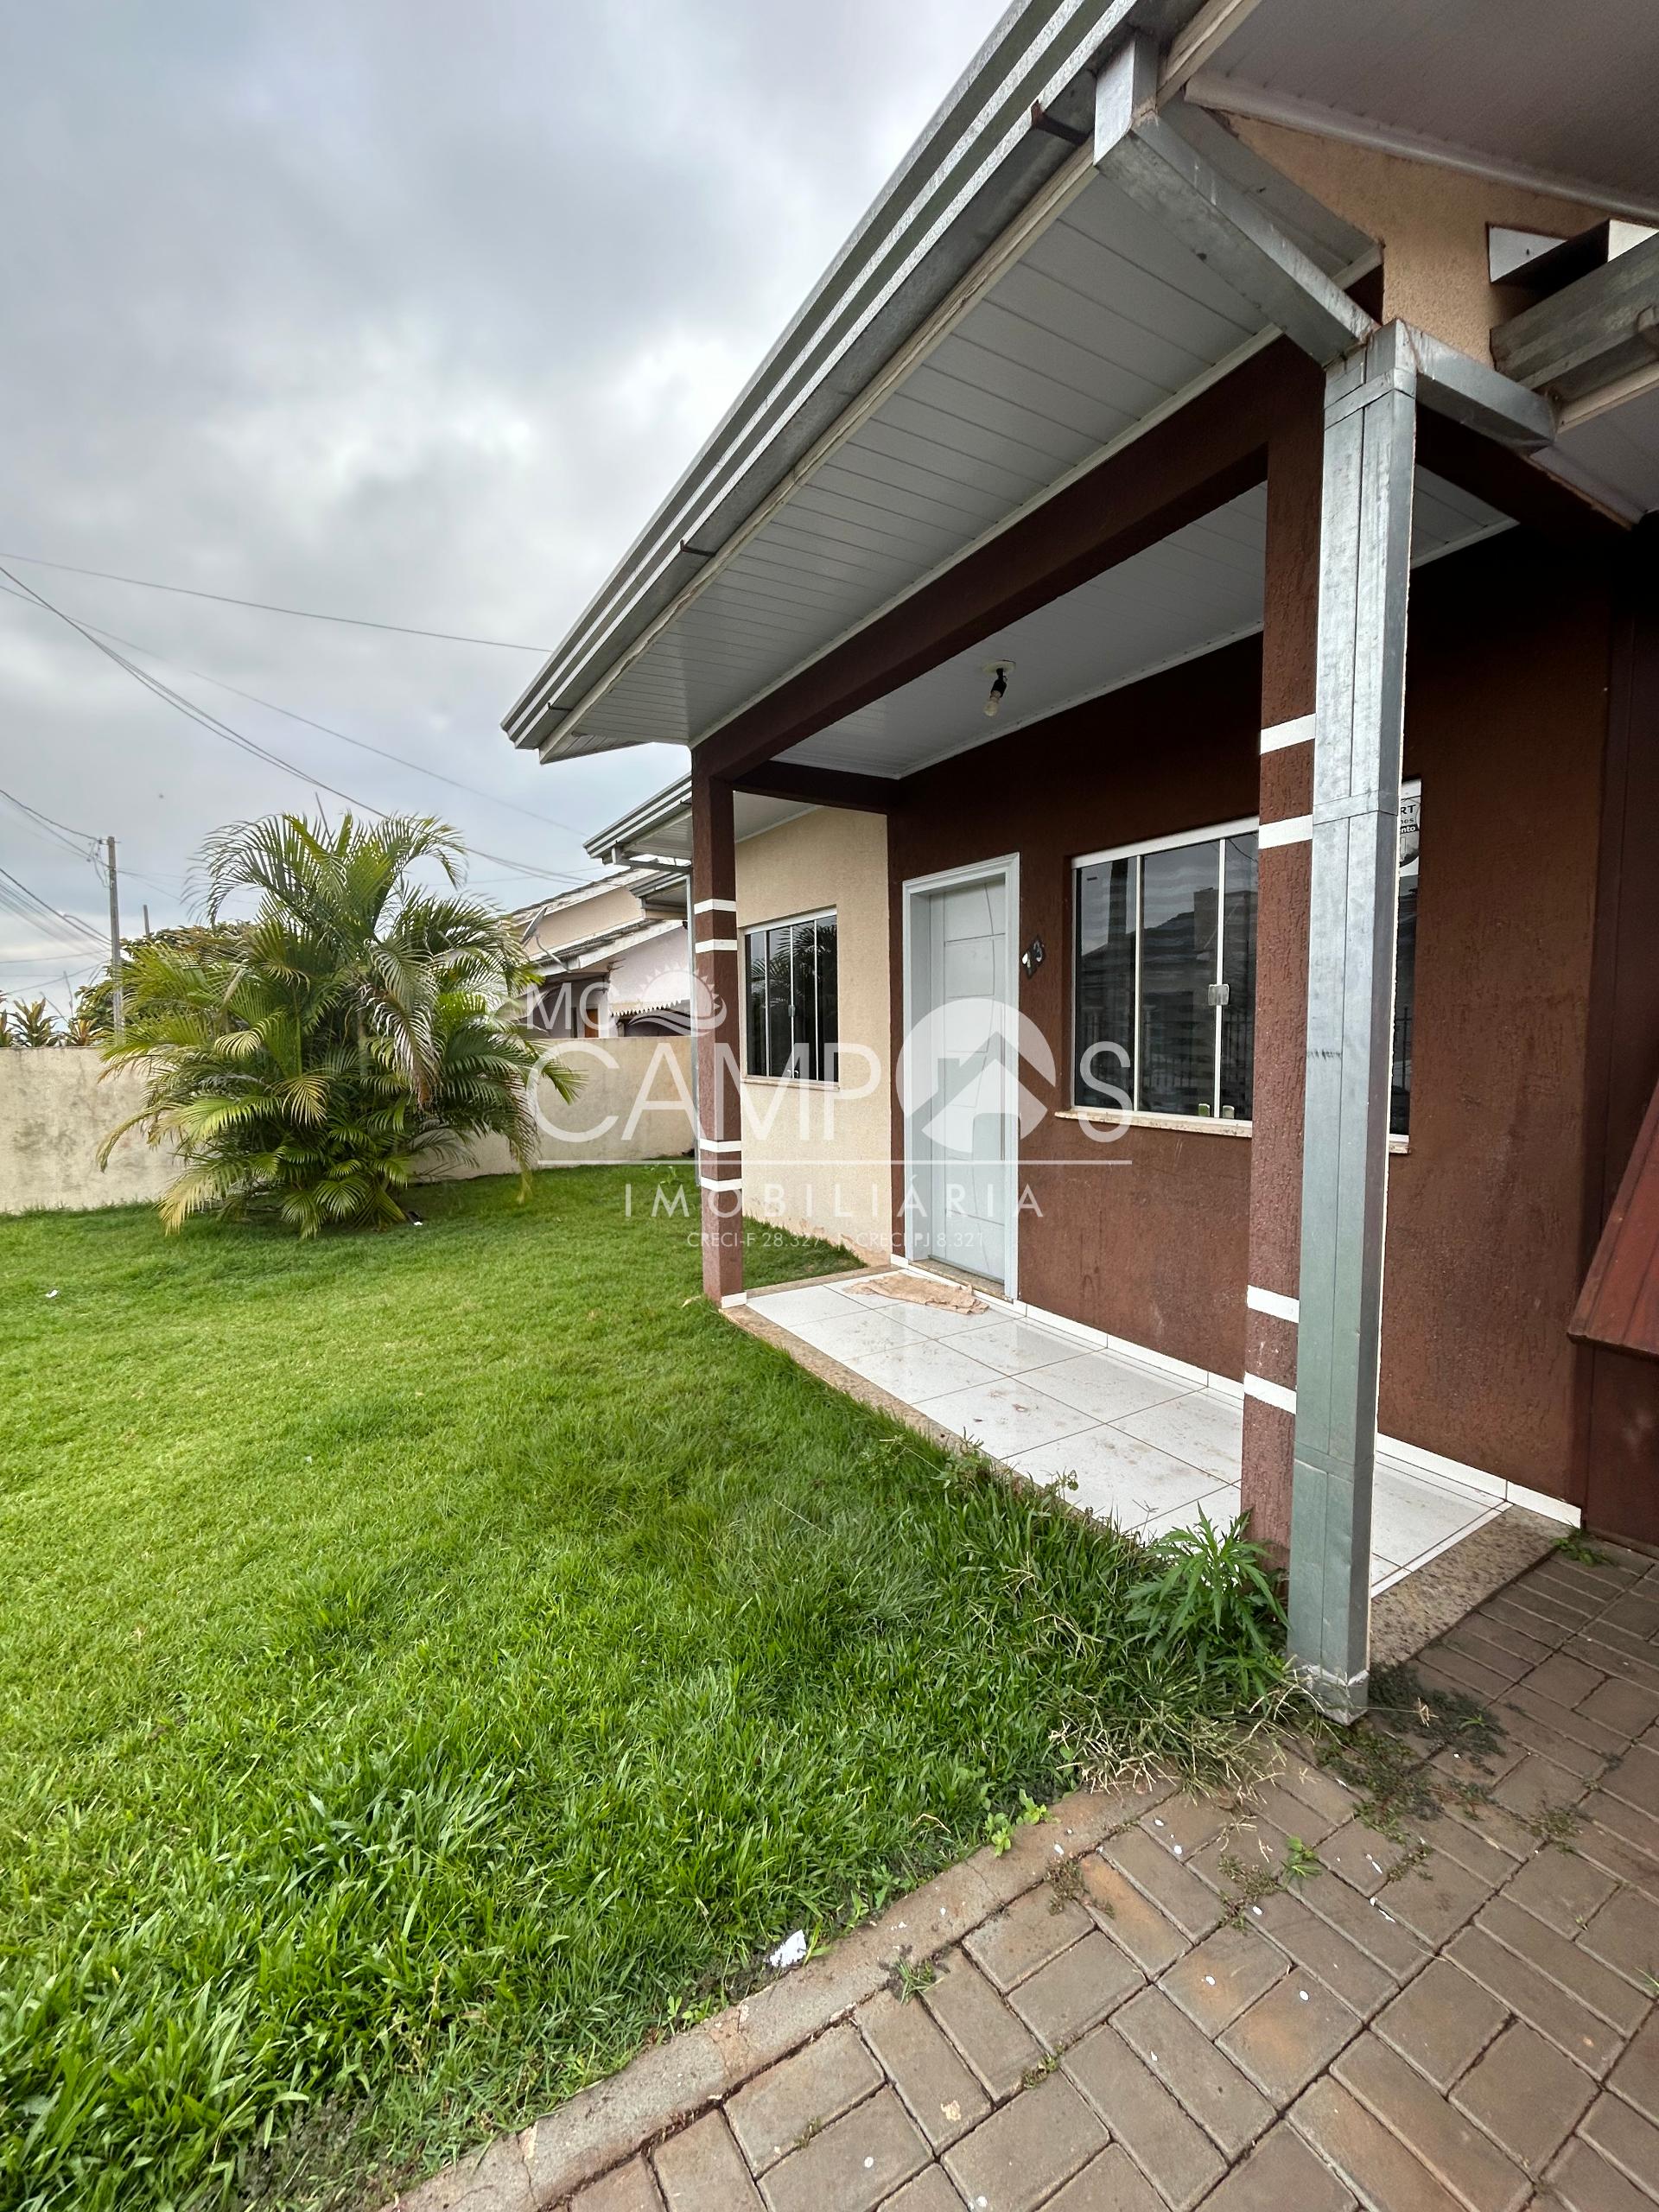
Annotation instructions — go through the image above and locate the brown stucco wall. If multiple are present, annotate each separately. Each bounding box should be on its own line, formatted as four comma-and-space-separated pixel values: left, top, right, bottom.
890, 642, 1262, 1380
1232, 120, 1611, 364
887, 531, 1614, 1501
1379, 539, 1609, 1494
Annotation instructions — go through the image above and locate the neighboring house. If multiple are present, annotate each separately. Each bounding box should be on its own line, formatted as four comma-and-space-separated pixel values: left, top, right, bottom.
509, 0, 1659, 1704
515, 867, 690, 1038
588, 784, 892, 1262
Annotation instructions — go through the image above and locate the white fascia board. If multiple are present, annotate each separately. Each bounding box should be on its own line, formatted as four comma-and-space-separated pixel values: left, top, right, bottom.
508, 1, 1217, 759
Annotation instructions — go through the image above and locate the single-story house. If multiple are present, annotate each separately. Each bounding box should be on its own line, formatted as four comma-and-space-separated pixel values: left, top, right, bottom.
507, 0, 1659, 1710
515, 867, 690, 1039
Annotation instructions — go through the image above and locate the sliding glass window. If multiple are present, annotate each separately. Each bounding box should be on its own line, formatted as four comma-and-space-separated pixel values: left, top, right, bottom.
1072, 791, 1418, 1134
743, 911, 838, 1081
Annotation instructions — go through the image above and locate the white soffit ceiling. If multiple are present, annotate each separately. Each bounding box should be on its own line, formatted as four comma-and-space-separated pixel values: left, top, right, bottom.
1188, 0, 1659, 219
780, 468, 1507, 780
567, 163, 1326, 757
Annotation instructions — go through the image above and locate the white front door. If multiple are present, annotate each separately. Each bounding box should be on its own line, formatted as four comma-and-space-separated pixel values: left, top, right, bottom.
906, 864, 1016, 1293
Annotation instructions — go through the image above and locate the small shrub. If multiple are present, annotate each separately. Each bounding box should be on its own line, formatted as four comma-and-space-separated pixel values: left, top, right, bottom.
1127, 1510, 1286, 1703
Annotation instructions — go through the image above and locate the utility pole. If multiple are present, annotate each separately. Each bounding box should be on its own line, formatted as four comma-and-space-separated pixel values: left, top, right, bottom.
106, 835, 124, 1038
142, 903, 150, 938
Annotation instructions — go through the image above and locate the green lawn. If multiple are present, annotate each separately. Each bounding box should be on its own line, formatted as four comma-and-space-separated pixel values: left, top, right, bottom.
0, 1169, 1270, 2210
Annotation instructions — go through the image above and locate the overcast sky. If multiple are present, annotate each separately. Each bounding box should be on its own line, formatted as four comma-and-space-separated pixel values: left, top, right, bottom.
0, 0, 1002, 1005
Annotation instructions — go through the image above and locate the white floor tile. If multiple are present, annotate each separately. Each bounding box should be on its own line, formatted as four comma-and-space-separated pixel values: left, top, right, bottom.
1115, 1389, 1244, 1484
1024, 1350, 1193, 1425
850, 1338, 1003, 1402
1011, 1426, 1224, 1527
785, 1305, 962, 1364
1137, 1484, 1243, 1542
946, 1317, 1079, 1376
917, 1376, 1095, 1459
1371, 1459, 1494, 1570
748, 1283, 864, 1330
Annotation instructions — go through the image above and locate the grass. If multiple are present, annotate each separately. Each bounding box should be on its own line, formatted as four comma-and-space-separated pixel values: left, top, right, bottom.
0, 1167, 1280, 2211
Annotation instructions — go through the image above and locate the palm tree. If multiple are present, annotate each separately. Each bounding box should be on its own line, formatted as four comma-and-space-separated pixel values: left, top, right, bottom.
100, 811, 574, 1235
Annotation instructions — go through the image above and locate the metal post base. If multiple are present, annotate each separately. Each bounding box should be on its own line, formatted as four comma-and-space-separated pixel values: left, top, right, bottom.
1291, 1658, 1370, 1725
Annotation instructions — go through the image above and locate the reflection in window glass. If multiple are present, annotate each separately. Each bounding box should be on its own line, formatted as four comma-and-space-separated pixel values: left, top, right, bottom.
1221, 834, 1257, 1120
743, 914, 839, 1080
1139, 842, 1218, 1116
747, 931, 767, 1076
1074, 855, 1137, 1108
1391, 791, 1420, 1137
813, 918, 838, 1082
764, 925, 793, 1077
1071, 791, 1420, 1128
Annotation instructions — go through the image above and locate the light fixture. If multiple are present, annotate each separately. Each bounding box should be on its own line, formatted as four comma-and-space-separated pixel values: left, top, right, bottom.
982, 659, 1014, 718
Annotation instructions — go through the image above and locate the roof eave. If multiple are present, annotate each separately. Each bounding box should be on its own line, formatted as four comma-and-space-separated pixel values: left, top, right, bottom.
506, 0, 1207, 762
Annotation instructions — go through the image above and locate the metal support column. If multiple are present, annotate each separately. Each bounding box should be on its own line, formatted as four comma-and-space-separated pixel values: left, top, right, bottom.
1287, 321, 1417, 1719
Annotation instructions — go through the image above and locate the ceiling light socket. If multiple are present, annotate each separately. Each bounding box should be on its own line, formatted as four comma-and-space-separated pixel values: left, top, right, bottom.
982, 658, 1014, 718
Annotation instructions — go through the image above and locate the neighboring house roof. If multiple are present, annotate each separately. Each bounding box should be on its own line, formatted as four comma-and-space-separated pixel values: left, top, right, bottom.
534, 913, 683, 977
507, 864, 664, 938
504, 0, 1659, 774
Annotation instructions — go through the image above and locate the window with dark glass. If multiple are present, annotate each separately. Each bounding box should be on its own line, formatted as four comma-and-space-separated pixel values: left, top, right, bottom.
1073, 791, 1418, 1134
1391, 789, 1420, 1138
743, 911, 838, 1080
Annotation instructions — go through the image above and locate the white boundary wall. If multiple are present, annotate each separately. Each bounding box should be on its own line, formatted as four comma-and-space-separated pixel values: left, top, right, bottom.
0, 1039, 693, 1216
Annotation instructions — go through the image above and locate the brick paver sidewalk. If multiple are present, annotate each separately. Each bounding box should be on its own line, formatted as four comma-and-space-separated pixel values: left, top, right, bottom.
392, 1541, 1659, 2212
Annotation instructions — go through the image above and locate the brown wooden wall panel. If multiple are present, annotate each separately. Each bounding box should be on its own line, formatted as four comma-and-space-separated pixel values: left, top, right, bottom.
1573, 1074, 1659, 1359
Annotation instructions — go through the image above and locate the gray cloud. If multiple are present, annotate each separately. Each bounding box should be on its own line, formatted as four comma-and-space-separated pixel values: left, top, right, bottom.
0, 0, 1001, 1000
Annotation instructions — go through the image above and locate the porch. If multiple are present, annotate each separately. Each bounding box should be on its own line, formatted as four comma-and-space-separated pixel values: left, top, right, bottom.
517, 5, 1659, 1707
747, 1269, 1516, 1594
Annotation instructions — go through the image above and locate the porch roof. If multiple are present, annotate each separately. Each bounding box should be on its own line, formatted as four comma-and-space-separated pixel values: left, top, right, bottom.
505, 0, 1656, 779
584, 782, 811, 868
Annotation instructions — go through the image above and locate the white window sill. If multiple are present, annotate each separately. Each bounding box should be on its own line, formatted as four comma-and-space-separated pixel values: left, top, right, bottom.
1058, 1108, 1251, 1138
1057, 1107, 1411, 1155
743, 1075, 840, 1092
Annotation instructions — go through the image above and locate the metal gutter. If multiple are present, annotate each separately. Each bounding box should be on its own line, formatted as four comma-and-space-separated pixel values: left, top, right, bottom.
505, 0, 1210, 759
584, 778, 693, 867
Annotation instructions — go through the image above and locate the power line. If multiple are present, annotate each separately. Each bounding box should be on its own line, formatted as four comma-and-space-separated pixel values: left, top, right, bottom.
0, 862, 103, 943
0, 550, 551, 651
0, 784, 180, 901
0, 577, 586, 839
0, 784, 99, 858
0, 564, 581, 886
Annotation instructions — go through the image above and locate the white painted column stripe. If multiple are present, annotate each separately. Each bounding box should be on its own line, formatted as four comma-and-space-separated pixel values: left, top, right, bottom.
1261, 714, 1315, 753
699, 1173, 743, 1192
695, 938, 740, 954
1259, 814, 1313, 849
720, 1291, 749, 1309
693, 897, 737, 915
698, 1135, 741, 1154
1246, 1285, 1300, 1324
1243, 1371, 1297, 1414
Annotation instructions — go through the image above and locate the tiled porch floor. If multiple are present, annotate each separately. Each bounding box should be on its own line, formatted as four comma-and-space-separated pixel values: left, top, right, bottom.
748, 1273, 1502, 1594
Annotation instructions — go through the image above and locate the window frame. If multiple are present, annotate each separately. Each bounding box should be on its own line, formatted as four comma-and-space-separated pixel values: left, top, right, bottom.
741, 905, 840, 1085
1070, 785, 1421, 1129
1071, 814, 1255, 1125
